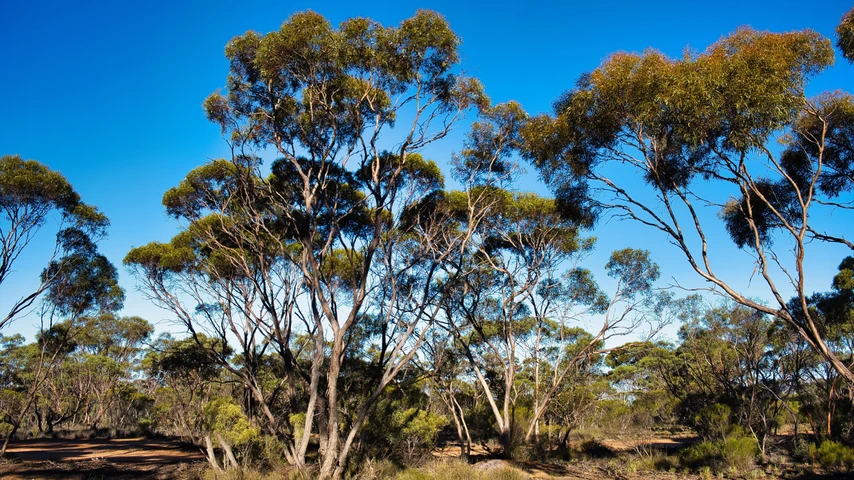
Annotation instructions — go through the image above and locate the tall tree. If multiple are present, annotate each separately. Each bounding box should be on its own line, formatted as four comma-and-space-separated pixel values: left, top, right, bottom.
0, 235, 123, 455
522, 27, 854, 392
127, 10, 486, 478
838, 7, 854, 62
0, 155, 110, 330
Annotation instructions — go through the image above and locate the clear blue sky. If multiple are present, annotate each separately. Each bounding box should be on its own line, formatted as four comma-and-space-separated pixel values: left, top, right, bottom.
1, 0, 852, 339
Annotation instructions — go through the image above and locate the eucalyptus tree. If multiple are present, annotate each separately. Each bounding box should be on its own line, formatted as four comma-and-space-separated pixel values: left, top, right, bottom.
839, 7, 854, 62
423, 333, 475, 459
440, 187, 591, 454
522, 248, 672, 444
0, 235, 122, 455
788, 256, 854, 438
522, 27, 854, 391
434, 100, 668, 455
0, 155, 111, 330
127, 10, 486, 477
69, 314, 153, 430
436, 101, 589, 454
126, 160, 306, 463
144, 334, 229, 445
675, 303, 785, 453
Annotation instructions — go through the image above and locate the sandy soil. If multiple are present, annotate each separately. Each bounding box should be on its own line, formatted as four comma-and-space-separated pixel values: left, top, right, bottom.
0, 437, 203, 479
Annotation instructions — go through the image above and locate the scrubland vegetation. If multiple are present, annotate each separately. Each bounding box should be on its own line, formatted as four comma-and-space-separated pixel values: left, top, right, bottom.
1, 6, 854, 480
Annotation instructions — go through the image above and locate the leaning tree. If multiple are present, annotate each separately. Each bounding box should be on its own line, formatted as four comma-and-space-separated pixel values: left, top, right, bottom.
522, 26, 854, 393
0, 154, 111, 330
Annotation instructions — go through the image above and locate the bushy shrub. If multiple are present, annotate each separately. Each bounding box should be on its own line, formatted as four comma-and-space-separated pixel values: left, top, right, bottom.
810, 440, 854, 472
203, 398, 260, 449
203, 397, 262, 469
579, 438, 615, 458
679, 428, 759, 473
680, 441, 721, 470
694, 403, 731, 440
719, 433, 758, 470
389, 408, 448, 464
792, 436, 812, 462
628, 453, 677, 473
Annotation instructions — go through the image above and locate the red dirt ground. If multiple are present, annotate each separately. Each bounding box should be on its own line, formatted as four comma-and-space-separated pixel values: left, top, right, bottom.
0, 437, 204, 479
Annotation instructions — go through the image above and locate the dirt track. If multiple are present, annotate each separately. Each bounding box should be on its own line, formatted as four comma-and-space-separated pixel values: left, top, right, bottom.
0, 437, 203, 479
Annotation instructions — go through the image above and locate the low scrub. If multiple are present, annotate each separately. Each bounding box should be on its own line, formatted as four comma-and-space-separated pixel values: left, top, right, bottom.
395, 459, 527, 480
578, 438, 616, 458
679, 428, 759, 473
810, 440, 854, 473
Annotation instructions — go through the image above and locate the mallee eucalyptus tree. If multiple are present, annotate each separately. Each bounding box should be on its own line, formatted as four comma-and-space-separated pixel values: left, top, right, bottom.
522, 27, 854, 394
127, 10, 487, 478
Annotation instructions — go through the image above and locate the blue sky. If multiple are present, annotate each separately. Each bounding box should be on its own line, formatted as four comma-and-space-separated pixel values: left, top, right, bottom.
1, 0, 852, 340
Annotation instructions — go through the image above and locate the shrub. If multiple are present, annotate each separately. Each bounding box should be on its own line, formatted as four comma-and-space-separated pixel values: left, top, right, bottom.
810, 440, 854, 472
429, 460, 481, 480
491, 467, 526, 480
396, 470, 433, 480
579, 438, 615, 458
719, 434, 758, 470
679, 426, 759, 473
792, 436, 812, 462
680, 441, 721, 470
382, 408, 448, 464
694, 403, 731, 440
203, 398, 260, 449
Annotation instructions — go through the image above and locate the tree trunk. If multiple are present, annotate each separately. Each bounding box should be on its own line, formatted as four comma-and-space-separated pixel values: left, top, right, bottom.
216, 433, 239, 470
293, 342, 323, 469
0, 423, 19, 458
319, 336, 344, 479
204, 435, 222, 472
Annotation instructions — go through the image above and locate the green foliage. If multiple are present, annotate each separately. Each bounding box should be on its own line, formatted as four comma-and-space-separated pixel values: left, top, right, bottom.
0, 155, 106, 231
524, 27, 835, 198
203, 398, 260, 448
679, 427, 758, 473
719, 431, 759, 471
605, 248, 658, 296
694, 404, 731, 441
391, 408, 448, 449
838, 8, 854, 63
679, 441, 722, 471
205, 10, 486, 151
810, 440, 854, 472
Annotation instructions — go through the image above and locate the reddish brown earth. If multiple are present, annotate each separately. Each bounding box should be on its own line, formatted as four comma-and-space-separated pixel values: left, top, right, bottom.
0, 437, 204, 479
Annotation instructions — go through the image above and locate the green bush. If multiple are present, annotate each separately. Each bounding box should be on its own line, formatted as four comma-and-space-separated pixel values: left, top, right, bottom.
792, 436, 812, 462
719, 434, 758, 470
680, 441, 721, 470
694, 403, 731, 440
679, 429, 759, 473
203, 398, 260, 448
810, 440, 854, 472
